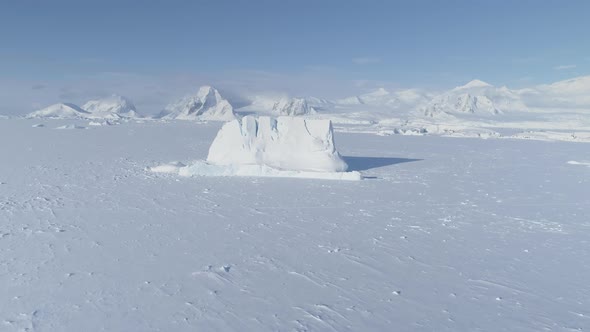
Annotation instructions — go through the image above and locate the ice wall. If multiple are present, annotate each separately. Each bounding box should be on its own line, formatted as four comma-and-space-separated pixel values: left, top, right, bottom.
207, 116, 348, 172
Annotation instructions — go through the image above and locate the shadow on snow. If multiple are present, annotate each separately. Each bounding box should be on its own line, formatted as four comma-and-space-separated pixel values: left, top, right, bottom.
343, 156, 422, 171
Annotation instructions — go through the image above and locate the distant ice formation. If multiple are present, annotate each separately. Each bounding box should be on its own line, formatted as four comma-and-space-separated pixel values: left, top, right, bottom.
272, 98, 314, 115
421, 80, 527, 117
27, 95, 139, 120
82, 95, 138, 119
27, 103, 90, 119
158, 86, 235, 121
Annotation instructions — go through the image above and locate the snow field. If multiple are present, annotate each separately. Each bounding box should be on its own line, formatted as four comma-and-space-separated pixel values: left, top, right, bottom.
1, 118, 589, 330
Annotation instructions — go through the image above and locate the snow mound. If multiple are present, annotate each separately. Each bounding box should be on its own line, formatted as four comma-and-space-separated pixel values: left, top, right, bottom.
27, 103, 89, 119
150, 161, 361, 181
158, 86, 235, 121
150, 161, 187, 173
272, 98, 315, 115
82, 95, 137, 119
207, 116, 349, 172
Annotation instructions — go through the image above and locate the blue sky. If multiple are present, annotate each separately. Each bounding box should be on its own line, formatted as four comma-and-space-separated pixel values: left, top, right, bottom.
1, 0, 589, 112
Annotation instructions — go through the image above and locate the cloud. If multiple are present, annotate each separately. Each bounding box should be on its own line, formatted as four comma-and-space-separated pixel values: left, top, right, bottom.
554, 64, 577, 70
352, 57, 381, 65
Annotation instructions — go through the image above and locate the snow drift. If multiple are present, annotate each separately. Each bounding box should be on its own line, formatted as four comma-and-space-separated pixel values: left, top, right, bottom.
82, 95, 138, 118
207, 116, 349, 172
158, 86, 235, 121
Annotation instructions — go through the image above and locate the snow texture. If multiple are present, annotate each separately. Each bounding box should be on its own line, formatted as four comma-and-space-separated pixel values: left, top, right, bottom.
1, 118, 589, 331
158, 86, 235, 121
207, 116, 349, 172
151, 161, 362, 180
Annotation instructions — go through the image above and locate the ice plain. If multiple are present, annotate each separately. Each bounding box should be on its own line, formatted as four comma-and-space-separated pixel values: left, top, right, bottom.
1, 118, 589, 331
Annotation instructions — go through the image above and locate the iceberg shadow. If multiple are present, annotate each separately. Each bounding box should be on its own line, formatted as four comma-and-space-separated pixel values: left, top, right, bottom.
343, 156, 422, 171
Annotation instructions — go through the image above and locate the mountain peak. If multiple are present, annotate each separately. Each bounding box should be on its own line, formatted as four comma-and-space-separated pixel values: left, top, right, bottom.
458, 79, 493, 90
82, 95, 137, 118
159, 85, 235, 121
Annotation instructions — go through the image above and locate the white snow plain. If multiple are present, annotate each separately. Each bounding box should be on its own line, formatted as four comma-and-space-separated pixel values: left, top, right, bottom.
1, 118, 589, 331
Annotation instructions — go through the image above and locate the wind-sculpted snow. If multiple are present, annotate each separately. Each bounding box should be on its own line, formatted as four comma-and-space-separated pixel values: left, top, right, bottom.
158, 86, 235, 121
207, 116, 349, 172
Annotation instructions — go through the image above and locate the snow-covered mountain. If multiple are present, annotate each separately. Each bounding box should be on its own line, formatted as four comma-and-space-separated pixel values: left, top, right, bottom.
239, 95, 333, 115
421, 80, 527, 117
337, 88, 430, 111
27, 103, 90, 119
272, 98, 315, 116
521, 75, 590, 109
157, 86, 235, 121
82, 95, 138, 119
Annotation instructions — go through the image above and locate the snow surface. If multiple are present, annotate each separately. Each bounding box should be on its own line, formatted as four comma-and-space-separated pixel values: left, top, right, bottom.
158, 86, 235, 121
151, 161, 362, 181
207, 116, 349, 172
1, 118, 590, 331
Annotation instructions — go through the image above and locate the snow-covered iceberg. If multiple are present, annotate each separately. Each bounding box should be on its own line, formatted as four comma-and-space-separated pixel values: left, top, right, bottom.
82, 95, 138, 119
207, 116, 348, 172
158, 86, 235, 121
150, 116, 360, 180
27, 103, 90, 119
